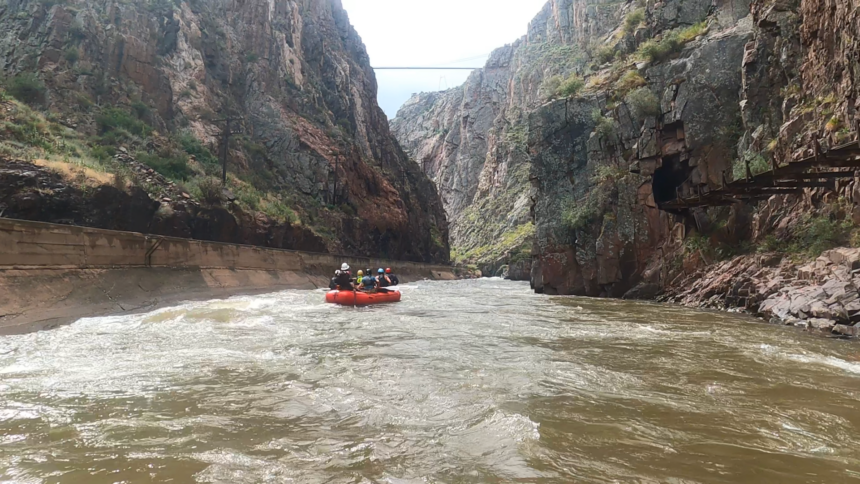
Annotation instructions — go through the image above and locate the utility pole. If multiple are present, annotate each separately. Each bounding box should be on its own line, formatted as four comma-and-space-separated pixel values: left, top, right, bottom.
217, 116, 241, 185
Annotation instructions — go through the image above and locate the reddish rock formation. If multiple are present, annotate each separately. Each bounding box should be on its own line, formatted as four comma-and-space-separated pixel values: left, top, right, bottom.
665, 247, 860, 337
0, 0, 449, 262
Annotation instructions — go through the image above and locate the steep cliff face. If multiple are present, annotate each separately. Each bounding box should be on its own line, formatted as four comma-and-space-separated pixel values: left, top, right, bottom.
511, 0, 860, 303
392, 0, 766, 289
530, 0, 756, 295
0, 0, 449, 262
392, 0, 624, 277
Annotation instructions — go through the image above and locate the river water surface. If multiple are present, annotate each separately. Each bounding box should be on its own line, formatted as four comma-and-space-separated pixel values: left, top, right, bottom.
2, 279, 860, 483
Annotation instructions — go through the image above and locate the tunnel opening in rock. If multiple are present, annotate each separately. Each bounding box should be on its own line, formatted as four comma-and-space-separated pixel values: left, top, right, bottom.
652, 154, 691, 205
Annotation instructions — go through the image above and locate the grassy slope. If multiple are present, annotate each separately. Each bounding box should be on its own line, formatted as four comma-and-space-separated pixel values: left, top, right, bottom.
0, 85, 307, 227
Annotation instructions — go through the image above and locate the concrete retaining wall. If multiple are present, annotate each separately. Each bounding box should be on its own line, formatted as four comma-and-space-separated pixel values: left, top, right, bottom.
0, 218, 453, 276
0, 218, 455, 334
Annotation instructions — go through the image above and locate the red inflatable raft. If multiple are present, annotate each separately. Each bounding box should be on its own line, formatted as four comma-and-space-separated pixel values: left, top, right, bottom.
326, 289, 401, 306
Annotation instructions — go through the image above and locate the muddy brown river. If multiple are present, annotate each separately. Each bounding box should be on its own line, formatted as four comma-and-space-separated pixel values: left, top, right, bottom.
2, 279, 860, 483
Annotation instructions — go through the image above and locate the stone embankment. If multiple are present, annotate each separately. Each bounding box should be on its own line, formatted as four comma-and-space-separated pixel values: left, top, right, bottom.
666, 248, 860, 338
0, 218, 455, 335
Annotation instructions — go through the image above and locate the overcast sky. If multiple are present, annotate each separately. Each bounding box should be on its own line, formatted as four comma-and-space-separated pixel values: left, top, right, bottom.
340, 0, 549, 118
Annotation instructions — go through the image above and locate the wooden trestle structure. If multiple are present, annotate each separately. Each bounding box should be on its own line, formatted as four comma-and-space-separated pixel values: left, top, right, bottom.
659, 140, 860, 211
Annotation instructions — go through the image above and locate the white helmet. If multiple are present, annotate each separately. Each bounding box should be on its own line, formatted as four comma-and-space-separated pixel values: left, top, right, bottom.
341, 262, 350, 271
335, 270, 342, 276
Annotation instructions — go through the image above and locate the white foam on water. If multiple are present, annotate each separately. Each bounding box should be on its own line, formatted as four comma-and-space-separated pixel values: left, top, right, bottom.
787, 353, 860, 376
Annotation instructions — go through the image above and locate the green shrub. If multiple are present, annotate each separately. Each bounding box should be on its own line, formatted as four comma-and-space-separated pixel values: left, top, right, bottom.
245, 53, 259, 63
625, 87, 661, 119
756, 201, 856, 258
563, 198, 600, 230
177, 131, 218, 166
791, 214, 851, 258
592, 109, 617, 139
130, 100, 151, 120
136, 151, 193, 181
624, 8, 645, 32
678, 21, 708, 43
0, 140, 31, 159
242, 139, 268, 160
591, 164, 627, 184
6, 73, 46, 105
68, 21, 86, 41
595, 44, 617, 64
234, 183, 262, 211
96, 107, 150, 137
685, 231, 714, 257
556, 73, 585, 98
91, 144, 114, 161
635, 31, 682, 63
64, 47, 80, 64
96, 128, 135, 147
2, 119, 51, 150
509, 248, 532, 265
758, 235, 785, 253
615, 70, 647, 94
540, 75, 563, 100
261, 197, 299, 224
430, 224, 444, 249
635, 22, 707, 63
189, 177, 222, 205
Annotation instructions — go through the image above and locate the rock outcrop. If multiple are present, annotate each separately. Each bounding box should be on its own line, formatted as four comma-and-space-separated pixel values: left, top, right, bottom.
531, 8, 754, 295
665, 247, 860, 337
0, 0, 449, 262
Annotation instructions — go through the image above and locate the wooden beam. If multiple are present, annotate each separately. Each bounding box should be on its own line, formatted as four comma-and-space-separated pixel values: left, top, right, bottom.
721, 187, 803, 195
655, 140, 860, 211
726, 180, 833, 190
761, 171, 857, 181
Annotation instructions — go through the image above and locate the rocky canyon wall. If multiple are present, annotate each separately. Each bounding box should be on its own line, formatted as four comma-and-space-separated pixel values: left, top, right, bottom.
0, 0, 449, 262
391, 0, 626, 277
396, 0, 860, 300
531, 0, 754, 296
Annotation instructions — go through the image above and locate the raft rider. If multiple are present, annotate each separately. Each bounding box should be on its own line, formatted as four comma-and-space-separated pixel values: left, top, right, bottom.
359, 270, 377, 292
385, 268, 399, 286
334, 263, 354, 290
377, 268, 392, 288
